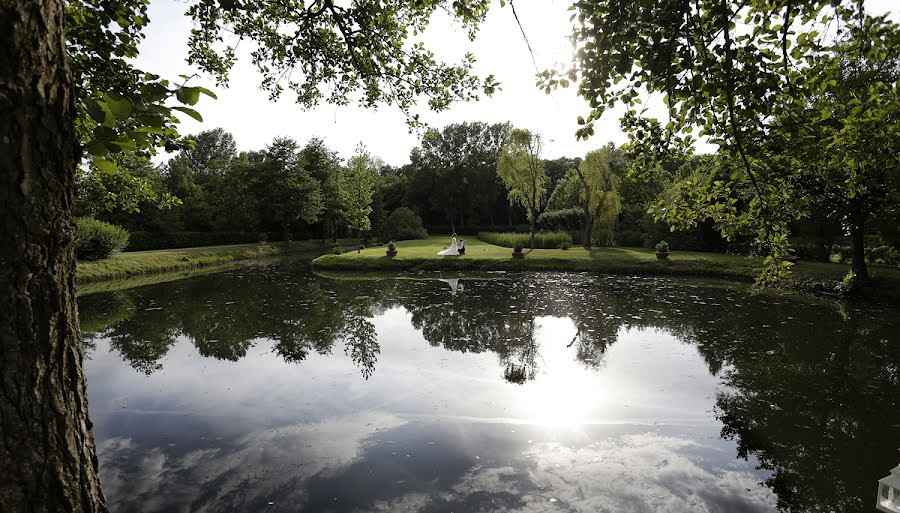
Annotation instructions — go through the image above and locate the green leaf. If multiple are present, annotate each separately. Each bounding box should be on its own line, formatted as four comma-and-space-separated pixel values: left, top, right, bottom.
84, 142, 108, 157
196, 86, 218, 100
84, 99, 108, 124
172, 106, 203, 121
175, 87, 201, 106
93, 158, 118, 175
104, 95, 134, 118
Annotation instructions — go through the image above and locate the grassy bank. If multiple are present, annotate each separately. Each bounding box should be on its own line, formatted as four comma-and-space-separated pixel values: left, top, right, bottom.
76, 240, 353, 282
313, 236, 900, 301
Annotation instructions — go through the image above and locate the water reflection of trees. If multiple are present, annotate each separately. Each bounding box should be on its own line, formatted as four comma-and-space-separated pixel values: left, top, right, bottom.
79, 268, 382, 378
78, 270, 900, 512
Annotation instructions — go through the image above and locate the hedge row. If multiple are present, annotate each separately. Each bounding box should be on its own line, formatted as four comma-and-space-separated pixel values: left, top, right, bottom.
424, 224, 532, 236
478, 231, 573, 249
537, 208, 584, 231
127, 231, 281, 251
830, 244, 900, 266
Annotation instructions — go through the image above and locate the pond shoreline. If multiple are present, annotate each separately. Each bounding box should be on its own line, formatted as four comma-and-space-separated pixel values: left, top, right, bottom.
75, 240, 353, 283
312, 237, 900, 303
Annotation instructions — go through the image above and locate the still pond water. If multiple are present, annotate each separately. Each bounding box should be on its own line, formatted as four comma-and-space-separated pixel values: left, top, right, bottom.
78, 261, 900, 513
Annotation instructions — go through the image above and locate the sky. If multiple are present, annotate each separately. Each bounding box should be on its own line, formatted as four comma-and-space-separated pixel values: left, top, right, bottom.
135, 0, 897, 166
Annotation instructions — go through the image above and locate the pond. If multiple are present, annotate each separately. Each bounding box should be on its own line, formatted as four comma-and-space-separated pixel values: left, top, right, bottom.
79, 261, 900, 513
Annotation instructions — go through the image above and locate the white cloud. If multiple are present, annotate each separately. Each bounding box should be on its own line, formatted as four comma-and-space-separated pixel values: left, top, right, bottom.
349, 432, 775, 513
97, 411, 405, 513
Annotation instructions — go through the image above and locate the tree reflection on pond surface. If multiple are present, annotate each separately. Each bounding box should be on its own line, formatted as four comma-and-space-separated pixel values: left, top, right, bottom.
79, 263, 900, 512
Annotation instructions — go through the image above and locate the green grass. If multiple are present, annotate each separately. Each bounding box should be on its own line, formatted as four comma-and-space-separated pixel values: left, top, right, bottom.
313, 235, 900, 301
76, 239, 357, 283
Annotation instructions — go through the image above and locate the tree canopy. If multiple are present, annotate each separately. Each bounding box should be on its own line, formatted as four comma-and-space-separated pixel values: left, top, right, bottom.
544, 0, 900, 282
497, 128, 548, 248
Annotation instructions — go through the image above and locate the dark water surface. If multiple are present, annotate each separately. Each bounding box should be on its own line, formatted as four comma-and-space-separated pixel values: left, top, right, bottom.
78, 262, 900, 513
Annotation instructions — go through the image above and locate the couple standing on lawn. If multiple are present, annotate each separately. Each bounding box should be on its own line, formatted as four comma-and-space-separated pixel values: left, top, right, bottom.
437, 233, 466, 256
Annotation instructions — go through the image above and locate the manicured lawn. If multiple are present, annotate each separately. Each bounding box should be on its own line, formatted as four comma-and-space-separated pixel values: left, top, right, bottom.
315, 235, 760, 276
76, 240, 355, 282
313, 236, 900, 301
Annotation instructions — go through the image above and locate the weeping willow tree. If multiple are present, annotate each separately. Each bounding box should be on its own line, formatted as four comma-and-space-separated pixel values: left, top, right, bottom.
577, 147, 621, 248
497, 128, 548, 249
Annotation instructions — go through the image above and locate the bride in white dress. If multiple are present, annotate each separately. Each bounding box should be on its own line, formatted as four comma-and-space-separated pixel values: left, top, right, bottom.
437, 234, 460, 256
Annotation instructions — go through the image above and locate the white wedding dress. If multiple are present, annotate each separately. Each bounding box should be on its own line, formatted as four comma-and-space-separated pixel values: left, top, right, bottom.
437, 237, 460, 256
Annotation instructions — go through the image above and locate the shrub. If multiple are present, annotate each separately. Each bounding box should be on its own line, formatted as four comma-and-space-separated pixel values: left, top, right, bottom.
128, 231, 265, 251
513, 242, 524, 253
537, 208, 584, 231
830, 244, 851, 263
382, 207, 428, 241
640, 218, 726, 252
387, 241, 396, 251
787, 237, 831, 261
560, 241, 570, 250
425, 224, 531, 235
76, 217, 130, 260
655, 240, 670, 253
614, 229, 644, 248
478, 231, 572, 249
829, 244, 900, 266
867, 245, 900, 265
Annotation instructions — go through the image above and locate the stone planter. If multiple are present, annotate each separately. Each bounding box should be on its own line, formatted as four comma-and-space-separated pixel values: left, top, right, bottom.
656, 251, 669, 260
512, 252, 524, 259
386, 249, 397, 257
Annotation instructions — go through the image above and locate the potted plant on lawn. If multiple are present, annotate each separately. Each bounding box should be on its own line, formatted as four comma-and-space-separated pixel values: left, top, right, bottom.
386, 241, 398, 257
655, 240, 670, 260
512, 242, 524, 259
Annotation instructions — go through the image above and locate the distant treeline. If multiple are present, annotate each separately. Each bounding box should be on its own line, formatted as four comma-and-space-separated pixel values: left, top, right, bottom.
76, 123, 900, 262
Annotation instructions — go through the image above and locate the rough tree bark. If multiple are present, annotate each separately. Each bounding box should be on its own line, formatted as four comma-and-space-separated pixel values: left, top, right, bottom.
0, 0, 108, 511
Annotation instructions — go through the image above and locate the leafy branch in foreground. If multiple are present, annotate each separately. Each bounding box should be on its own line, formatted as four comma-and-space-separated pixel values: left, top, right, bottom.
542, 0, 900, 284
186, 0, 501, 129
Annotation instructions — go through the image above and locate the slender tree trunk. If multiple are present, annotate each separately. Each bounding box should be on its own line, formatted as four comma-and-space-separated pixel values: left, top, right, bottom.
849, 210, 868, 281
0, 0, 108, 511
529, 208, 536, 249
582, 201, 592, 250
575, 170, 592, 250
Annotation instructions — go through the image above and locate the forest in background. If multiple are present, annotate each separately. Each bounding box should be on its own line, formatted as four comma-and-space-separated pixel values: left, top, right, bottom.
77, 122, 900, 266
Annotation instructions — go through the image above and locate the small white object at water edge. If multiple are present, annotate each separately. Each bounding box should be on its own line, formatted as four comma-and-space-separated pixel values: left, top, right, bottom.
877, 464, 900, 512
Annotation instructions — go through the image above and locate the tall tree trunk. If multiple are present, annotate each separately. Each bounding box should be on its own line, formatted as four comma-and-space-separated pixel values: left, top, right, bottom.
582, 179, 592, 250
849, 210, 868, 281
1, 0, 108, 511
582, 201, 592, 250
529, 208, 536, 249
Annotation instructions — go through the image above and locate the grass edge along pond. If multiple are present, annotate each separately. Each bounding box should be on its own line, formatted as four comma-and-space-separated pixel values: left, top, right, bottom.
76, 240, 355, 283
313, 236, 900, 301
